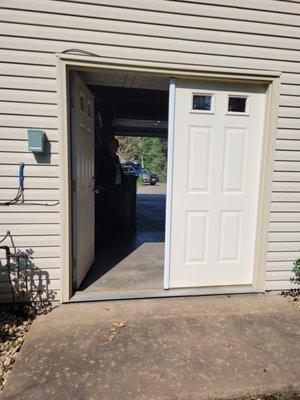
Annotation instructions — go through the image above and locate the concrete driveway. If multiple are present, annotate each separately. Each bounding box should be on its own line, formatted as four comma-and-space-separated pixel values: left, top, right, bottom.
2, 295, 300, 400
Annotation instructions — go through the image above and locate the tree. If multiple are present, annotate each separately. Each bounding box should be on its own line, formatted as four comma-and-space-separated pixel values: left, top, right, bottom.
117, 135, 168, 181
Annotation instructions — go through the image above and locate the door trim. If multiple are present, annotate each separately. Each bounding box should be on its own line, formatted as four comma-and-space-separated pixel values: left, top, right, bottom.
164, 77, 176, 289
56, 53, 280, 303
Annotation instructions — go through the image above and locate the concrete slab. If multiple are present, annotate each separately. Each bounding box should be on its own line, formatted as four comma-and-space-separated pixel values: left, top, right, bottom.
2, 295, 300, 400
79, 185, 166, 293
82, 242, 164, 291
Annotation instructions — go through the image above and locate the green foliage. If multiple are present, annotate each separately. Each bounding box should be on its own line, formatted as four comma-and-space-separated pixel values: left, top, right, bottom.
282, 257, 300, 299
291, 258, 300, 285
118, 136, 168, 181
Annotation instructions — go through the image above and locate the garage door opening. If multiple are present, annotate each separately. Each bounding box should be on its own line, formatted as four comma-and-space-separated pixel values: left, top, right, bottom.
69, 70, 170, 297
67, 64, 270, 301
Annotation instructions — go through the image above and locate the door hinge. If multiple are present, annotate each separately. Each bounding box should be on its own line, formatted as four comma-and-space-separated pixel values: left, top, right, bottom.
70, 96, 75, 109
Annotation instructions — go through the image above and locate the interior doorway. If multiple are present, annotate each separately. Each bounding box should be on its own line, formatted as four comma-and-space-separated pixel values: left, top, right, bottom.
70, 70, 170, 296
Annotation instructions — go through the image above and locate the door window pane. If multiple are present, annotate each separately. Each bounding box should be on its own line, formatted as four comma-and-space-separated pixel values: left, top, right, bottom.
193, 95, 212, 111
228, 96, 247, 113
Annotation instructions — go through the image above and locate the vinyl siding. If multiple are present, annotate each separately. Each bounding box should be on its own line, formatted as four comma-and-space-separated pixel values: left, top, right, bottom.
0, 0, 300, 301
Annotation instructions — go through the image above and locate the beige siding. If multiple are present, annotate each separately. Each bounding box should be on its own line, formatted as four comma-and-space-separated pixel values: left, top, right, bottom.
0, 0, 300, 301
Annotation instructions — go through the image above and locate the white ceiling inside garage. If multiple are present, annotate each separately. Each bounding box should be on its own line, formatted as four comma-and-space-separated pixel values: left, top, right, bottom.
79, 69, 169, 90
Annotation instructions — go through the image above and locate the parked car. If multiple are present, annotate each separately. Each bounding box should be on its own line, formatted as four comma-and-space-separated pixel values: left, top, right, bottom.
122, 165, 139, 177
138, 168, 159, 185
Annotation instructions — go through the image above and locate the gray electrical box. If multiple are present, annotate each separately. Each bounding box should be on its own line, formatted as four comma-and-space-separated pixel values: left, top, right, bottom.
27, 130, 46, 153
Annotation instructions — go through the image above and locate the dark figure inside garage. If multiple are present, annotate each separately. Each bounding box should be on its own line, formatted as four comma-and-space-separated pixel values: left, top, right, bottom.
95, 137, 124, 246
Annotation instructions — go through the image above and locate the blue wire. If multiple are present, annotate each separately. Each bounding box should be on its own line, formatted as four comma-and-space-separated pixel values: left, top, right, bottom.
0, 162, 58, 206
19, 162, 25, 191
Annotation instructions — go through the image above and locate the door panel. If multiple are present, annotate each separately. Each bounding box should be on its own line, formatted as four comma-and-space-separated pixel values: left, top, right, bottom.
170, 80, 266, 288
71, 72, 95, 288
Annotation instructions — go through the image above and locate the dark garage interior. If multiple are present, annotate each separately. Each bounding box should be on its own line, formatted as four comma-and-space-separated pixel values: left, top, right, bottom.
75, 79, 169, 295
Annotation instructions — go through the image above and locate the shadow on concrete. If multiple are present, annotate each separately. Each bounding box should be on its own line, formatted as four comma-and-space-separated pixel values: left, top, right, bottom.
79, 192, 166, 292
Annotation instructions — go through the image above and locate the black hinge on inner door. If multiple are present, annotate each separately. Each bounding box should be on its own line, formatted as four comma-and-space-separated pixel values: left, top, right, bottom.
72, 179, 76, 191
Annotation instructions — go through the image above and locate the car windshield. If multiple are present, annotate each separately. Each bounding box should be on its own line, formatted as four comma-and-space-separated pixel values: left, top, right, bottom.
140, 168, 149, 174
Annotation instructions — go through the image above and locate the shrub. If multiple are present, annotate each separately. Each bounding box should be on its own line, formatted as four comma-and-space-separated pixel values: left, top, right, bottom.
291, 258, 300, 285
281, 258, 300, 300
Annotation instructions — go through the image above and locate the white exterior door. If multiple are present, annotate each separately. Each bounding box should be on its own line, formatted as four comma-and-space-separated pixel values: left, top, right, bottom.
169, 79, 266, 288
71, 72, 95, 288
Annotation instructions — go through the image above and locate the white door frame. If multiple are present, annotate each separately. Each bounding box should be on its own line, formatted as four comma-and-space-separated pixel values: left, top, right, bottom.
56, 53, 280, 303
164, 77, 176, 289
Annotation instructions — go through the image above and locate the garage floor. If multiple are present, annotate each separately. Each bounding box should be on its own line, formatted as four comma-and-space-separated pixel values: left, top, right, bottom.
78, 184, 166, 293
